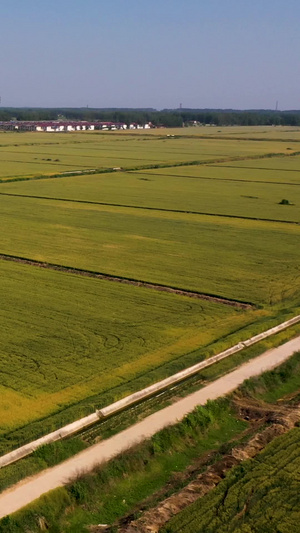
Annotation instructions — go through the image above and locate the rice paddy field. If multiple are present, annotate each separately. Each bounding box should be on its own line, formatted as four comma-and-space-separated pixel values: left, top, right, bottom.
1, 126, 300, 446
2, 260, 251, 433
162, 427, 300, 533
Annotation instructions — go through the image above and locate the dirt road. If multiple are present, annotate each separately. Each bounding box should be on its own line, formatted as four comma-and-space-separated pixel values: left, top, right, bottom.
1, 335, 300, 519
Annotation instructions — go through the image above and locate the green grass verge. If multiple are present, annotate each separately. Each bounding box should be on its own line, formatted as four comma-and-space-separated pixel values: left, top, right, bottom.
240, 350, 300, 403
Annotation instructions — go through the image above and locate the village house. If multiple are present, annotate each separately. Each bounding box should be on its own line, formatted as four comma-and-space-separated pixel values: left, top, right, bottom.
0, 120, 154, 132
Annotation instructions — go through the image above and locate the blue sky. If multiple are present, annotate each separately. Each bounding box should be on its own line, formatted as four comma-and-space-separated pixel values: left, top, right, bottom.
1, 0, 299, 109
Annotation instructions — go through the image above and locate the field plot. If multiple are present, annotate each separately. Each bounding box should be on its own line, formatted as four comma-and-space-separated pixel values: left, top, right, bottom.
211, 127, 300, 141
0, 260, 247, 433
216, 153, 300, 172
142, 160, 300, 184
2, 166, 300, 223
1, 194, 300, 304
163, 427, 300, 533
0, 138, 187, 172
121, 126, 300, 139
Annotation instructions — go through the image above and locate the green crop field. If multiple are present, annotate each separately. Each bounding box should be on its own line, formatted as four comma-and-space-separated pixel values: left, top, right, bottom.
2, 166, 300, 222
163, 427, 300, 533
0, 195, 300, 304
0, 126, 300, 446
217, 154, 300, 171
142, 160, 300, 184
121, 125, 300, 139
1, 259, 251, 434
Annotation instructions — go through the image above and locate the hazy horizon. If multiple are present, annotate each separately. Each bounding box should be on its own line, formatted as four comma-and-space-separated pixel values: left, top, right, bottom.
1, 0, 299, 110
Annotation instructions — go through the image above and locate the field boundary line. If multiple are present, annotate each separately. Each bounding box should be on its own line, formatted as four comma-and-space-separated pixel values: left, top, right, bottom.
208, 163, 300, 173
0, 253, 253, 309
1, 191, 299, 226
88, 131, 300, 143
131, 169, 300, 186
1, 313, 300, 469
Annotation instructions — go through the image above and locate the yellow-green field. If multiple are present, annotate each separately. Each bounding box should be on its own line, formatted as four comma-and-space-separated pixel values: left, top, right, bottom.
0, 259, 254, 435
0, 197, 300, 303
118, 125, 300, 139
142, 159, 300, 183
1, 126, 300, 447
218, 154, 300, 171
2, 166, 300, 222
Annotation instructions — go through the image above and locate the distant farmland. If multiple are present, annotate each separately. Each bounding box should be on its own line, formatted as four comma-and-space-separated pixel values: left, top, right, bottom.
0, 128, 297, 180
1, 126, 300, 449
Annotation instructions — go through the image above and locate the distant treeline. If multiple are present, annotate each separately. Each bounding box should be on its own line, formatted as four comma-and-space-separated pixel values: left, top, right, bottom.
1, 107, 300, 127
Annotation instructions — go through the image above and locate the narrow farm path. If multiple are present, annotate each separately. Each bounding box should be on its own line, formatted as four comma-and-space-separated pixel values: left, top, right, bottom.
0, 335, 300, 519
